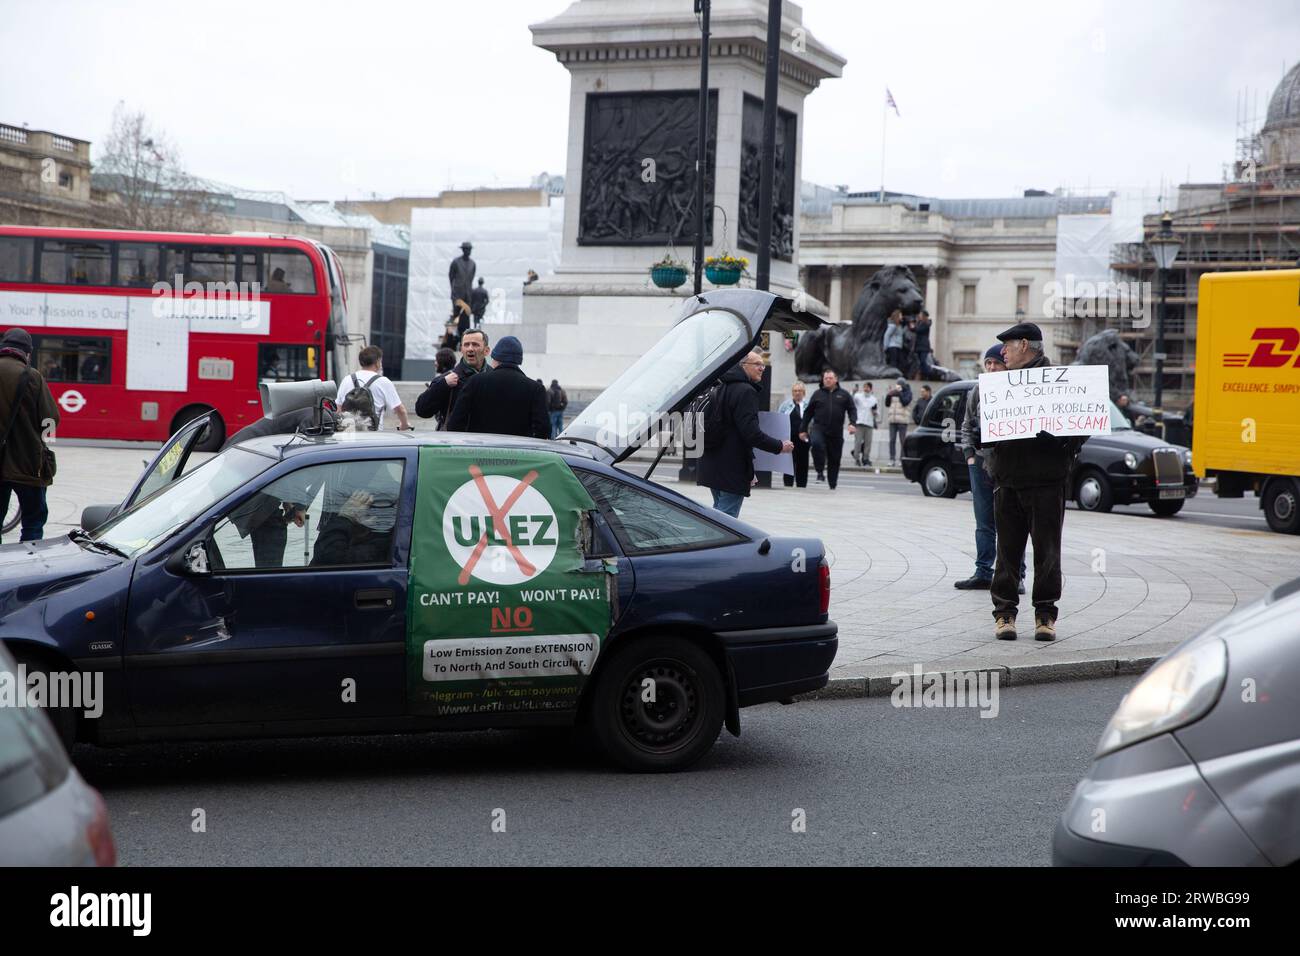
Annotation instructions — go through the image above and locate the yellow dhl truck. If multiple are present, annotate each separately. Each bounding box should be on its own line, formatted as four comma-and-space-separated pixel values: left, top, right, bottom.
1194, 268, 1300, 533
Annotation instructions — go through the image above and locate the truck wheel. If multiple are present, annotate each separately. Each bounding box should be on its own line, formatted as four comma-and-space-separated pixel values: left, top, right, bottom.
12, 651, 77, 751
586, 636, 724, 773
1148, 499, 1185, 517
921, 460, 957, 498
1075, 469, 1114, 513
1263, 480, 1300, 534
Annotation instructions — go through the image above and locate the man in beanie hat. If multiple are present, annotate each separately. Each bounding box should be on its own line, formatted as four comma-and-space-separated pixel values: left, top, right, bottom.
446, 334, 549, 438
972, 322, 1086, 642
0, 328, 60, 542
955, 343, 1025, 592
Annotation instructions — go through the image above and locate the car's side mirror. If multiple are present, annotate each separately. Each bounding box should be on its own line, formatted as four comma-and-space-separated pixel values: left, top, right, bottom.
80, 504, 118, 532
169, 538, 213, 576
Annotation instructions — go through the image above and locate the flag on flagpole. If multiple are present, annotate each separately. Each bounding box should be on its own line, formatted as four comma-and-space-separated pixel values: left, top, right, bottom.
885, 87, 900, 117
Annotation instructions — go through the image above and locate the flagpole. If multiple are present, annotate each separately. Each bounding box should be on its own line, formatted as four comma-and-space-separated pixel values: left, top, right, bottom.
879, 89, 887, 203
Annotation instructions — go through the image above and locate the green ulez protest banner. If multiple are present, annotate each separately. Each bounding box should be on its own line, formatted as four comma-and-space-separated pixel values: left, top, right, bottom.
407, 446, 611, 716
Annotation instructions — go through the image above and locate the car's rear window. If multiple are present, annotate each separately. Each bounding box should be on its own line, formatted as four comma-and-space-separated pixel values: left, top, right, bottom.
0, 649, 70, 818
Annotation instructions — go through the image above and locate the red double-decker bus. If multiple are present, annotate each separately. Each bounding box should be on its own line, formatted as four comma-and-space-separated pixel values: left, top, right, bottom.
0, 226, 349, 450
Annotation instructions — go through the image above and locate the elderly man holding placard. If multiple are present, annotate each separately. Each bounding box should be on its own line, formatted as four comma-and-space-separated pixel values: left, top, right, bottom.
970, 322, 1109, 642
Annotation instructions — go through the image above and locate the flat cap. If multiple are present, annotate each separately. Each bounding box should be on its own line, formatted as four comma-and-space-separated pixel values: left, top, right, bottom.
996, 321, 1043, 342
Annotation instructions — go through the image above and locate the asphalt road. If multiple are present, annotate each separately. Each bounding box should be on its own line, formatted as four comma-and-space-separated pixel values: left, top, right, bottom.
79, 676, 1138, 867
783, 468, 1267, 532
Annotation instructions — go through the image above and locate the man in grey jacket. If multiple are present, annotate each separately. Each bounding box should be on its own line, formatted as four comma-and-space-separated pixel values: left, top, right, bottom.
955, 344, 1024, 592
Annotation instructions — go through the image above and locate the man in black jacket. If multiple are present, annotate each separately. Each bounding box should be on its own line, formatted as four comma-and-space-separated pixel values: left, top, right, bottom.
0, 328, 58, 543
981, 322, 1087, 643
799, 369, 857, 489
446, 335, 550, 438
697, 351, 792, 518
416, 328, 489, 427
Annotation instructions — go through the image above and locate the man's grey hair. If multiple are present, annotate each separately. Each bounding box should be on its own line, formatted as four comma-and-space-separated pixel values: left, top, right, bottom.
1027, 339, 1044, 352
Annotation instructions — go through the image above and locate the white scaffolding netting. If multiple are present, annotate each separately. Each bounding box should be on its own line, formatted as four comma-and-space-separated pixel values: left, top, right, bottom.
406, 200, 564, 360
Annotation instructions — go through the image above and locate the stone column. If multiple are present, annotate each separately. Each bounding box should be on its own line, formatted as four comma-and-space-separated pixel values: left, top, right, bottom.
925, 265, 948, 365
828, 265, 844, 324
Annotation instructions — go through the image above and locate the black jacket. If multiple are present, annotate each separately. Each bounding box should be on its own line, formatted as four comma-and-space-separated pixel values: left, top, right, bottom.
912, 396, 931, 425
696, 365, 784, 497
801, 385, 857, 436
984, 352, 1088, 488
0, 355, 59, 487
415, 358, 486, 425
446, 363, 550, 439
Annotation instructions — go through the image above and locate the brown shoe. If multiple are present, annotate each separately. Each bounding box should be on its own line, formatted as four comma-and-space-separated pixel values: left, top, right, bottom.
1034, 614, 1057, 641
995, 615, 1018, 641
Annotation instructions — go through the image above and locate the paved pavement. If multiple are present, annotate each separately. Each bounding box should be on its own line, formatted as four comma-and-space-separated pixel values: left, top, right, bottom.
26, 441, 1299, 684
78, 676, 1137, 866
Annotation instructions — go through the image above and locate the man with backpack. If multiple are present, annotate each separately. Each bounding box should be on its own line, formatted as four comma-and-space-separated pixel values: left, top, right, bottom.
335, 345, 411, 431
0, 328, 59, 543
547, 379, 568, 437
696, 351, 792, 518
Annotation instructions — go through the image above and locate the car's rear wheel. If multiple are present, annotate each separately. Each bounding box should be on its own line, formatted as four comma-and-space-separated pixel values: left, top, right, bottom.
921, 459, 957, 498
1148, 499, 1185, 517
12, 650, 77, 750
170, 405, 225, 453
587, 636, 724, 773
1263, 479, 1300, 534
1075, 469, 1114, 513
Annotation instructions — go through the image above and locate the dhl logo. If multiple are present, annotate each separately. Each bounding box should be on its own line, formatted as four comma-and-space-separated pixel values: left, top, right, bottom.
1223, 327, 1300, 368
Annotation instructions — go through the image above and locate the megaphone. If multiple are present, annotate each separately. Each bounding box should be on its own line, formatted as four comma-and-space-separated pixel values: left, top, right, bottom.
259, 379, 337, 419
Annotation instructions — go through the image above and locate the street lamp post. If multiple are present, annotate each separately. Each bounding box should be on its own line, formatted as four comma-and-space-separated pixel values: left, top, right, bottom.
1147, 211, 1182, 434
692, 0, 711, 296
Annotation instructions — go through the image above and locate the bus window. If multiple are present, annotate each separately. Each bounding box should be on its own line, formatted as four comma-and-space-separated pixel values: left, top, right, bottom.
258, 344, 318, 382
116, 243, 165, 288
186, 248, 237, 285
236, 249, 261, 288
0, 236, 34, 281
34, 336, 111, 384
38, 240, 112, 285
262, 250, 316, 294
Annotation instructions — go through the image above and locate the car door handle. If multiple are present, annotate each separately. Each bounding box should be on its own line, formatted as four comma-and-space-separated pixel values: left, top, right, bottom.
355, 588, 395, 609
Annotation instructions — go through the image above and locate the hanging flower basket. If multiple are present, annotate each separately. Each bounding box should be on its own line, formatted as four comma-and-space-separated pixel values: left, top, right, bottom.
704, 252, 747, 286
649, 254, 689, 290
650, 265, 689, 289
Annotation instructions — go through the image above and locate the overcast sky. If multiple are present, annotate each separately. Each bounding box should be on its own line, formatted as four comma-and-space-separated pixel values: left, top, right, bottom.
1, 0, 1296, 202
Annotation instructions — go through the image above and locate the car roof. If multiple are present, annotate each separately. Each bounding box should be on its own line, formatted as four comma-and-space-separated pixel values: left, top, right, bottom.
231, 429, 604, 463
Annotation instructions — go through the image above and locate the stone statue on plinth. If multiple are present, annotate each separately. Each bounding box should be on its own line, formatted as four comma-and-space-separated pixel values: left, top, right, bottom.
449, 241, 476, 316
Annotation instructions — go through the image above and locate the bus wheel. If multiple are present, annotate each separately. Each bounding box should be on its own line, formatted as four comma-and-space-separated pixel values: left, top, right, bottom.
587, 636, 724, 773
170, 406, 225, 452
1263, 479, 1300, 534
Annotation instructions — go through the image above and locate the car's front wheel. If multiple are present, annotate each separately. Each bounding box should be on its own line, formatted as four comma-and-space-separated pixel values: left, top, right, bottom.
1075, 469, 1114, 513
1148, 498, 1185, 517
586, 636, 724, 772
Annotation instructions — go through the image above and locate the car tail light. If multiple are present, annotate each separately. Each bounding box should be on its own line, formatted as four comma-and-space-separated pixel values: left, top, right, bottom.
818, 560, 831, 615
87, 789, 117, 867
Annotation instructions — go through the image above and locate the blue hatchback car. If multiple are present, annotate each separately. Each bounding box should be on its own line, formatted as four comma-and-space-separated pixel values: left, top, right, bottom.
0, 290, 837, 772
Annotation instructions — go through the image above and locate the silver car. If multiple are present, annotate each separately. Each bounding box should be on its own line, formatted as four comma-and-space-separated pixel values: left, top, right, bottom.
1054, 576, 1300, 866
0, 642, 116, 866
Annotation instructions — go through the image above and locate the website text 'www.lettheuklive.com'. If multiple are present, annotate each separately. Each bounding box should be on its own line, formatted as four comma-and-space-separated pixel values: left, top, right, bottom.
1113, 892, 1251, 930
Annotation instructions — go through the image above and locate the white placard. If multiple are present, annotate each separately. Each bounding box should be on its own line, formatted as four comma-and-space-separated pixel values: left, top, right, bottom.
978, 364, 1112, 443
127, 298, 189, 392
420, 634, 599, 682
752, 410, 794, 475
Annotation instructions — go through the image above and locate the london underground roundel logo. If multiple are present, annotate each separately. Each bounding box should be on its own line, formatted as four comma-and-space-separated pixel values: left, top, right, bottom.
58, 389, 86, 413
442, 466, 558, 586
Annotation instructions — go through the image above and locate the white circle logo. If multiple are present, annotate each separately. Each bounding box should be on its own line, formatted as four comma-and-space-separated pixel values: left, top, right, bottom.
58, 390, 86, 413
442, 474, 559, 586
